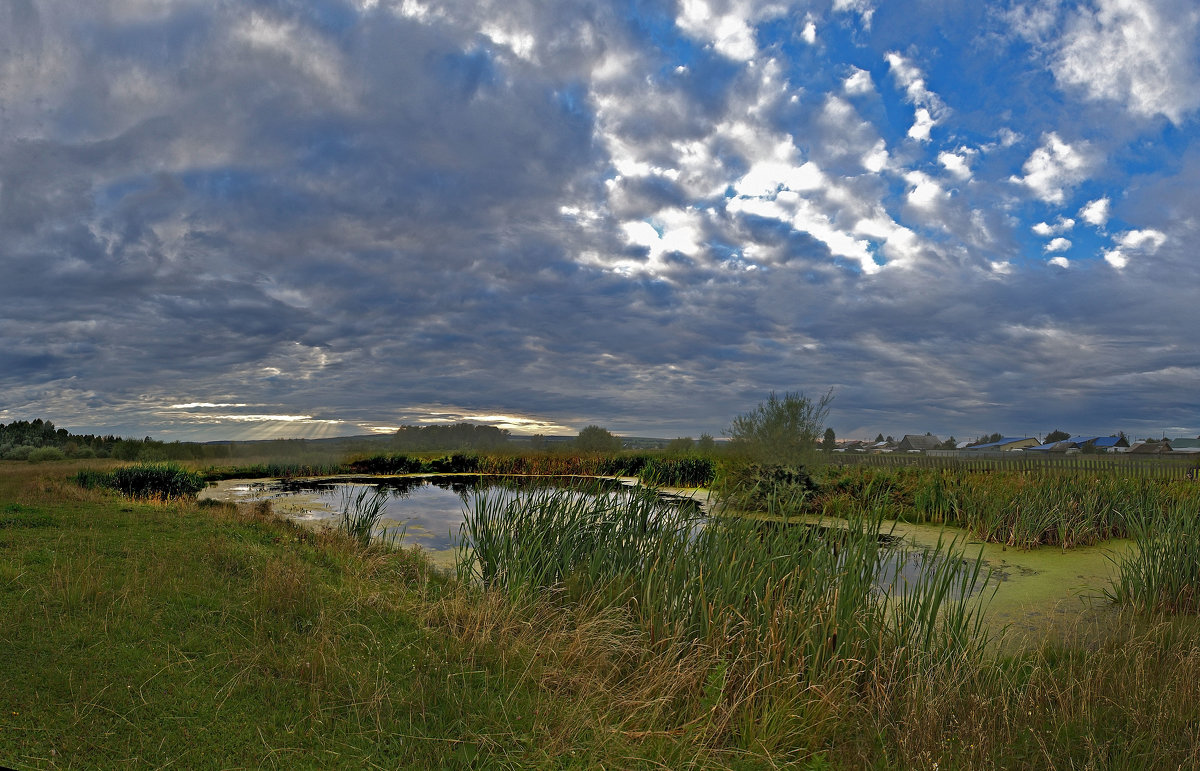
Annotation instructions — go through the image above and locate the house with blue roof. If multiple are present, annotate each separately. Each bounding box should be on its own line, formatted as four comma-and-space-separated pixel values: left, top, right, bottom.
1027, 435, 1129, 452
1090, 436, 1129, 451
966, 437, 1040, 451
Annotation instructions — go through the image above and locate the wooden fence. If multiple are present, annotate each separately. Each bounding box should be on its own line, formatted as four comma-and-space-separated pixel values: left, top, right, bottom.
826, 451, 1200, 480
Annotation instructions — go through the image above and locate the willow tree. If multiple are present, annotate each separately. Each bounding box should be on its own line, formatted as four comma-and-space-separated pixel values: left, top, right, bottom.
726, 389, 834, 467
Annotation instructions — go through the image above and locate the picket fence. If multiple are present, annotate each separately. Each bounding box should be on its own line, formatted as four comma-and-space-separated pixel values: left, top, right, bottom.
828, 451, 1199, 480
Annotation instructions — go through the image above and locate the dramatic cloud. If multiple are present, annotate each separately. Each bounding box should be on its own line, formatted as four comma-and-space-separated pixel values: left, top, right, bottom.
1, 0, 1197, 443
1054, 0, 1200, 123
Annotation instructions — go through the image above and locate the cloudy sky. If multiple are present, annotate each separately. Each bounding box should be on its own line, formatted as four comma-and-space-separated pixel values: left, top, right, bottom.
2, 0, 1198, 443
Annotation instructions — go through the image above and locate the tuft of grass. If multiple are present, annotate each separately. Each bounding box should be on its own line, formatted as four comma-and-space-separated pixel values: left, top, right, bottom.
337, 485, 390, 547
1107, 502, 1200, 614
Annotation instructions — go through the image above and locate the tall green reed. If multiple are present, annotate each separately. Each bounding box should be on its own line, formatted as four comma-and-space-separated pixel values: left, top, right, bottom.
337, 485, 391, 547
823, 465, 1200, 550
71, 463, 207, 499
1107, 502, 1200, 614
457, 477, 992, 682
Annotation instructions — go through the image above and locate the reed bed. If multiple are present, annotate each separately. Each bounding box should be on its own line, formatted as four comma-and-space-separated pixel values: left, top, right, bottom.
347, 452, 717, 487
817, 465, 1200, 550
71, 462, 207, 499
455, 478, 992, 751
200, 460, 347, 480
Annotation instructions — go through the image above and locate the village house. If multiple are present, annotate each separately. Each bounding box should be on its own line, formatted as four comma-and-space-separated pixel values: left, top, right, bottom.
897, 434, 942, 452
965, 437, 1040, 451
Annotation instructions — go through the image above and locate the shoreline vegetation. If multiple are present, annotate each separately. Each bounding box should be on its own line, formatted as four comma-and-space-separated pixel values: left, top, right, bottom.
5, 408, 1200, 766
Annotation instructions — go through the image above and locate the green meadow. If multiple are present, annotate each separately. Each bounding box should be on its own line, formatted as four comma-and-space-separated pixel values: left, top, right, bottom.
4, 451, 1200, 769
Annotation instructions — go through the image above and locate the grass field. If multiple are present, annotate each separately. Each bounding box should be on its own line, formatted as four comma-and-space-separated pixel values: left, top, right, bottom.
4, 459, 1200, 768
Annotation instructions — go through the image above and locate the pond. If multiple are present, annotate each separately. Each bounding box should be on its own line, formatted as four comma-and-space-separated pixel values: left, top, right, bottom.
202, 474, 984, 598
273, 475, 680, 552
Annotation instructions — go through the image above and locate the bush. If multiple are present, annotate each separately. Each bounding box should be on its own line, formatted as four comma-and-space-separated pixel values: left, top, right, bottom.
347, 454, 424, 475
575, 425, 623, 453
27, 447, 67, 463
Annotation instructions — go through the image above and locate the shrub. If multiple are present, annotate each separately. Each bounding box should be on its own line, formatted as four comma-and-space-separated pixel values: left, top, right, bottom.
27, 447, 67, 463
3, 444, 35, 461
575, 425, 623, 453
347, 454, 424, 475
726, 390, 833, 467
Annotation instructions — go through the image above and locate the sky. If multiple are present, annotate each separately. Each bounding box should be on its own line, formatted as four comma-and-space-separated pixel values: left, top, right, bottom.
1, 0, 1198, 443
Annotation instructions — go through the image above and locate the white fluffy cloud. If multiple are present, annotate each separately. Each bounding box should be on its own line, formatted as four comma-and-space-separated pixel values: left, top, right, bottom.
885, 51, 945, 142
1011, 133, 1093, 204
1079, 197, 1111, 227
1104, 227, 1167, 268
844, 66, 874, 95
1054, 0, 1200, 124
676, 0, 764, 62
904, 170, 945, 210
938, 149, 973, 180
1032, 216, 1075, 236
908, 107, 935, 142
801, 19, 817, 44
1117, 228, 1167, 251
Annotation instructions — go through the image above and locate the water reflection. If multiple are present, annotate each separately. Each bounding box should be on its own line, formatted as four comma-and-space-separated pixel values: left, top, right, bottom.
270, 475, 646, 551
243, 475, 983, 597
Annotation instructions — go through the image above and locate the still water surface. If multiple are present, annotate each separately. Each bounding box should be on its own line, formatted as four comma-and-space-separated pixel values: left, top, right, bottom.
216, 474, 982, 596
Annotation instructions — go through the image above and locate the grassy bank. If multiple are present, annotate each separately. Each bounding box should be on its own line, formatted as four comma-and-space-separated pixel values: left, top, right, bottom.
5, 460, 1200, 768
0, 462, 710, 767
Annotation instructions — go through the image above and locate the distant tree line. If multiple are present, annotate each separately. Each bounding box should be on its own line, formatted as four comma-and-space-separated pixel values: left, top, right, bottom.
392, 423, 511, 452
0, 418, 214, 462
0, 418, 366, 463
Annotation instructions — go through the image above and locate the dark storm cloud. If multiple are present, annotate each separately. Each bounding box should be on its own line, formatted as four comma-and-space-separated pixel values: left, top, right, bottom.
1, 0, 1197, 442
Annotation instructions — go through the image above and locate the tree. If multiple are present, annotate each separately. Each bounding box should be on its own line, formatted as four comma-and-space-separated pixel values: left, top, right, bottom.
1045, 429, 1070, 443
696, 433, 716, 454
941, 436, 957, 449
665, 436, 694, 454
575, 425, 622, 453
822, 427, 837, 451
970, 432, 1003, 447
726, 389, 833, 466
875, 433, 885, 443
